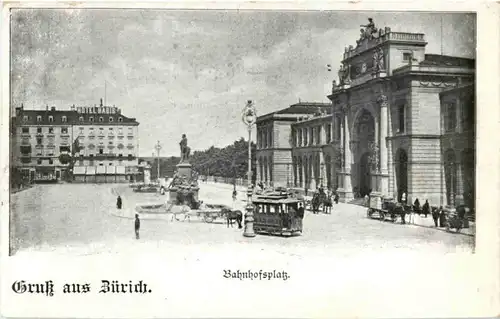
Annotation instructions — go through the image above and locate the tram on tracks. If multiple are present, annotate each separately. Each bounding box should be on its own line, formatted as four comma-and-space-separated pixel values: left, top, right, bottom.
252, 192, 303, 237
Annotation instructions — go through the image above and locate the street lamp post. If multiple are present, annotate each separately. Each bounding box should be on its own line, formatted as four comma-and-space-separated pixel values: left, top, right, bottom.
154, 140, 161, 182
242, 100, 257, 238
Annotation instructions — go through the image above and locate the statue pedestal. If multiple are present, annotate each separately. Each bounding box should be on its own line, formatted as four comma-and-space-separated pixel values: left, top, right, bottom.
176, 163, 192, 180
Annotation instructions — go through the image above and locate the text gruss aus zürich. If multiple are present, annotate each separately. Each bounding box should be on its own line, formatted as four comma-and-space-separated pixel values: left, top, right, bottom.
11, 280, 152, 296
223, 270, 289, 281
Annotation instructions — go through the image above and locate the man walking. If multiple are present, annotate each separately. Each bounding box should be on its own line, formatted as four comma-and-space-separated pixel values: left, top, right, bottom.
135, 214, 140, 240
432, 206, 440, 227
116, 195, 122, 209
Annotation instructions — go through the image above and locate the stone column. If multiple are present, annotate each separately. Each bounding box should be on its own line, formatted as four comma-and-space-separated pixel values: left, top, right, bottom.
319, 151, 325, 187
339, 108, 353, 201
256, 158, 261, 183
455, 163, 465, 205
378, 95, 389, 196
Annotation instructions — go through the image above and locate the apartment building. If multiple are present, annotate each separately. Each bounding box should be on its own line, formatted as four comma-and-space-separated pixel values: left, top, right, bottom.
12, 99, 140, 183
12, 105, 76, 182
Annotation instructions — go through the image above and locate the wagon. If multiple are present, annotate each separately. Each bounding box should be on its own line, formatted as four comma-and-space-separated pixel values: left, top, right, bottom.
196, 204, 232, 223
366, 194, 410, 223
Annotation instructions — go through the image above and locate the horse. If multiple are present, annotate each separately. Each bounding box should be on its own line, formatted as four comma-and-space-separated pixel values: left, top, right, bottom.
221, 207, 243, 228
311, 193, 322, 214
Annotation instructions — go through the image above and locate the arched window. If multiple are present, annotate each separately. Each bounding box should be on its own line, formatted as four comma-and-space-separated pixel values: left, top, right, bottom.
118, 117, 123, 122
99, 117, 104, 122
109, 117, 114, 122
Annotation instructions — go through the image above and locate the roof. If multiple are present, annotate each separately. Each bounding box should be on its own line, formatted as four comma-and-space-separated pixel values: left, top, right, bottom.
13, 109, 78, 126
13, 107, 139, 126
419, 54, 475, 68
257, 102, 332, 121
252, 197, 301, 204
74, 112, 139, 126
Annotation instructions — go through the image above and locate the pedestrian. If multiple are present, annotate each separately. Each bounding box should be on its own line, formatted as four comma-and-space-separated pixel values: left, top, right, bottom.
334, 192, 339, 204
135, 214, 140, 239
413, 198, 420, 214
401, 192, 407, 205
432, 206, 440, 227
422, 199, 430, 218
297, 202, 305, 219
232, 189, 237, 201
439, 206, 446, 227
116, 195, 122, 210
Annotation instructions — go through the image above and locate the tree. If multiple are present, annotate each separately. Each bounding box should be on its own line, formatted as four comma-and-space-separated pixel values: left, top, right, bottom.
190, 137, 256, 182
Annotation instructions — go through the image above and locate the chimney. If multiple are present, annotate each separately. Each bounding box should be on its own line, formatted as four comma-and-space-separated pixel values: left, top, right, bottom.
46, 104, 49, 111
100, 98, 103, 107
71, 104, 75, 111
51, 106, 56, 111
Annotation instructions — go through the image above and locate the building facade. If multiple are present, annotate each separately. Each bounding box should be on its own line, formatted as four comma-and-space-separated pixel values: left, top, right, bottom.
255, 102, 331, 188
12, 105, 77, 182
256, 20, 475, 208
329, 23, 474, 206
71, 100, 140, 183
12, 99, 140, 183
439, 84, 475, 209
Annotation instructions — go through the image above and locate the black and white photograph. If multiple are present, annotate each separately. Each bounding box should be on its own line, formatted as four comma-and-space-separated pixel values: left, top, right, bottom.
2, 3, 499, 318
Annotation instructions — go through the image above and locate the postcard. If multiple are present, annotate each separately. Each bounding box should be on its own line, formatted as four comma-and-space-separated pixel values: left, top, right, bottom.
1, 1, 499, 318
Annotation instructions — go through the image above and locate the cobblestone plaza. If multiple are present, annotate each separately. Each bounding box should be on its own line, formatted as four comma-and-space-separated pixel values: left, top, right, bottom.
9, 183, 473, 257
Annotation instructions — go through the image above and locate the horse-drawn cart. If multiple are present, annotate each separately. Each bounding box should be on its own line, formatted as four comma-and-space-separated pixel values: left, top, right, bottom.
252, 193, 303, 236
366, 195, 409, 223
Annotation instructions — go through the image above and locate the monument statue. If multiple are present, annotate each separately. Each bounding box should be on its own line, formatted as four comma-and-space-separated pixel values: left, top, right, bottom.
338, 64, 351, 85
372, 47, 385, 72
179, 134, 191, 163
360, 18, 377, 39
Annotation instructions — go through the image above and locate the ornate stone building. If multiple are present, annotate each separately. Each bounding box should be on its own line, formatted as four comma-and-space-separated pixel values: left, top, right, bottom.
328, 20, 475, 205
257, 19, 475, 208
255, 102, 331, 188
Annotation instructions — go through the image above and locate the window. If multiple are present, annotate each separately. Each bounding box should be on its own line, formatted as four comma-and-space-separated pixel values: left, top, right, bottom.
37, 127, 42, 134
99, 117, 104, 122
48, 127, 54, 134
118, 117, 123, 122
36, 116, 42, 122
109, 128, 113, 131
398, 105, 406, 133
37, 159, 42, 165
49, 159, 53, 165
61, 127, 68, 134
48, 116, 54, 122
403, 52, 412, 61
445, 103, 457, 133
22, 127, 29, 133
109, 163, 113, 166
79, 116, 84, 122
109, 117, 114, 122
99, 149, 103, 154
23, 116, 28, 122
326, 124, 332, 143
62, 116, 67, 123
89, 117, 94, 122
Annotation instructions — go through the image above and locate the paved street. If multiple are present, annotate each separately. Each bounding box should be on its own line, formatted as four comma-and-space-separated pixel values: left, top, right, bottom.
10, 183, 473, 257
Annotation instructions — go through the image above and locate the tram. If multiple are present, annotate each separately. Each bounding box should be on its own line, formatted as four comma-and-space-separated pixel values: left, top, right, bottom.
252, 192, 303, 237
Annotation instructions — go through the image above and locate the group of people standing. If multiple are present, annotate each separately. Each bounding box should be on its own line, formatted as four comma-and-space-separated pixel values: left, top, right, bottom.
398, 193, 459, 228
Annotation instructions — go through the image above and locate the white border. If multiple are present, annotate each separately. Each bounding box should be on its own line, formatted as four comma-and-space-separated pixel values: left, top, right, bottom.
1, 1, 499, 318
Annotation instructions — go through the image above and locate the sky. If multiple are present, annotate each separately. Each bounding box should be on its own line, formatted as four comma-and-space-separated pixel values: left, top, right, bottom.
10, 10, 476, 156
